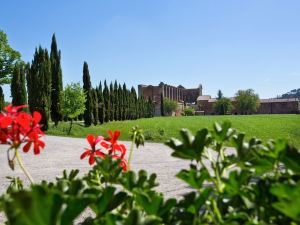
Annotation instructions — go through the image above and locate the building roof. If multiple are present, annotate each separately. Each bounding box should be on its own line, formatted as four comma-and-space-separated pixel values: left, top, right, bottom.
197, 95, 211, 101
260, 98, 299, 103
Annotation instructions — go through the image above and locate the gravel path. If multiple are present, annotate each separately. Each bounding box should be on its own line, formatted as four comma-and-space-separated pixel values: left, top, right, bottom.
0, 135, 191, 197
0, 135, 234, 223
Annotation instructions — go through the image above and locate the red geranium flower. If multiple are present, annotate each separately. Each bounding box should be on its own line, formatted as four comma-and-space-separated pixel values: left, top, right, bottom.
101, 130, 126, 158
80, 134, 105, 165
81, 130, 128, 171
0, 105, 45, 154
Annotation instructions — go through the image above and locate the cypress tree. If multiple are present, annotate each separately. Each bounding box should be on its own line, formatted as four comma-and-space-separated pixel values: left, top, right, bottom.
82, 62, 92, 126
11, 63, 27, 106
113, 80, 119, 121
50, 34, 63, 126
27, 47, 52, 131
122, 83, 127, 120
92, 88, 98, 125
97, 82, 105, 124
103, 80, 110, 122
161, 93, 165, 116
109, 82, 114, 121
118, 84, 123, 120
130, 87, 137, 119
0, 86, 4, 110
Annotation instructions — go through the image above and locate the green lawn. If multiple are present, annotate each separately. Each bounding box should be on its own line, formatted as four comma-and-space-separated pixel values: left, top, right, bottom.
46, 115, 300, 148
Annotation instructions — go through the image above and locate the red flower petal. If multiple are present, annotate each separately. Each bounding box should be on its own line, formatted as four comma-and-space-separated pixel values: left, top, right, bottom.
113, 130, 120, 141
94, 150, 105, 158
89, 154, 95, 165
0, 117, 12, 128
33, 143, 40, 155
101, 141, 110, 149
33, 111, 42, 123
80, 149, 91, 159
86, 134, 95, 147
108, 130, 113, 139
23, 142, 32, 153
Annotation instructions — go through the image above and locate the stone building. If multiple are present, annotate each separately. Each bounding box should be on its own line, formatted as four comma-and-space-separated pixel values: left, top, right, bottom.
197, 96, 299, 115
138, 82, 202, 115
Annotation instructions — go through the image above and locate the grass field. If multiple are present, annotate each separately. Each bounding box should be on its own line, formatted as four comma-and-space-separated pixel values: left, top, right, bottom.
46, 114, 300, 148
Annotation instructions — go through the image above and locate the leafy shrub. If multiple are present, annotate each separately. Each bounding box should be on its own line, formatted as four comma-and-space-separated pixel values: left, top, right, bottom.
144, 130, 154, 140
213, 97, 233, 115
183, 107, 195, 116
163, 98, 177, 116
157, 127, 165, 136
1, 121, 300, 224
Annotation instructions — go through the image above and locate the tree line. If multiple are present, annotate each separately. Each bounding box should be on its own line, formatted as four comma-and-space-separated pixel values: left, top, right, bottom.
1, 30, 154, 131
82, 62, 154, 126
213, 89, 260, 115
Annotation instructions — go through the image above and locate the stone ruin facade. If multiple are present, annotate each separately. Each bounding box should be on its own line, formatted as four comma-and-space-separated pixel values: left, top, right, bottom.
138, 82, 202, 115
138, 82, 299, 115
197, 96, 299, 115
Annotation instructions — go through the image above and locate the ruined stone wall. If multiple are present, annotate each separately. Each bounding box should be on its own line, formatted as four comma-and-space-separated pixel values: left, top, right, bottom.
138, 83, 203, 116
198, 99, 299, 115
183, 88, 201, 103
257, 101, 299, 114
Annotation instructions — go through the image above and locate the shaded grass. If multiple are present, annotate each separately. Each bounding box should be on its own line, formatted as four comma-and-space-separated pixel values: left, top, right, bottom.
46, 115, 300, 148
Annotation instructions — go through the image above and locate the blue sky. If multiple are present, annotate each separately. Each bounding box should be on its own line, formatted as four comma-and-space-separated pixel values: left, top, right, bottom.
1, 0, 300, 100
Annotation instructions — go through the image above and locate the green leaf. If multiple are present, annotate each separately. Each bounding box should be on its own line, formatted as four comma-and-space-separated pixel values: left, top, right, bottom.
134, 190, 163, 215
61, 196, 92, 225
93, 186, 127, 216
176, 167, 209, 189
280, 145, 300, 173
271, 181, 300, 221
3, 185, 63, 225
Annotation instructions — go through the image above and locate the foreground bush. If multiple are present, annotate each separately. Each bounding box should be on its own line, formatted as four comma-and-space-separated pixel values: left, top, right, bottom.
1, 107, 300, 224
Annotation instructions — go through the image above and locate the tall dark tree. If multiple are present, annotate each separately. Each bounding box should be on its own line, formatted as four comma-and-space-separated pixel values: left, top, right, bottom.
97, 82, 105, 124
217, 90, 223, 100
113, 81, 119, 120
122, 83, 128, 120
92, 88, 98, 125
0, 86, 4, 109
109, 82, 114, 121
50, 34, 63, 126
160, 93, 165, 116
103, 80, 110, 122
82, 62, 92, 126
118, 84, 123, 120
27, 47, 52, 131
11, 63, 27, 106
130, 87, 137, 120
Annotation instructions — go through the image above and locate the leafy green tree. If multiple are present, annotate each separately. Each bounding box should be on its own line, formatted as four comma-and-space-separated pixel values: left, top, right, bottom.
214, 97, 233, 115
0, 30, 21, 107
103, 80, 110, 122
163, 98, 177, 116
235, 89, 260, 114
11, 63, 27, 106
50, 34, 63, 126
27, 47, 52, 131
92, 88, 98, 126
82, 62, 92, 126
60, 83, 86, 134
97, 82, 105, 124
